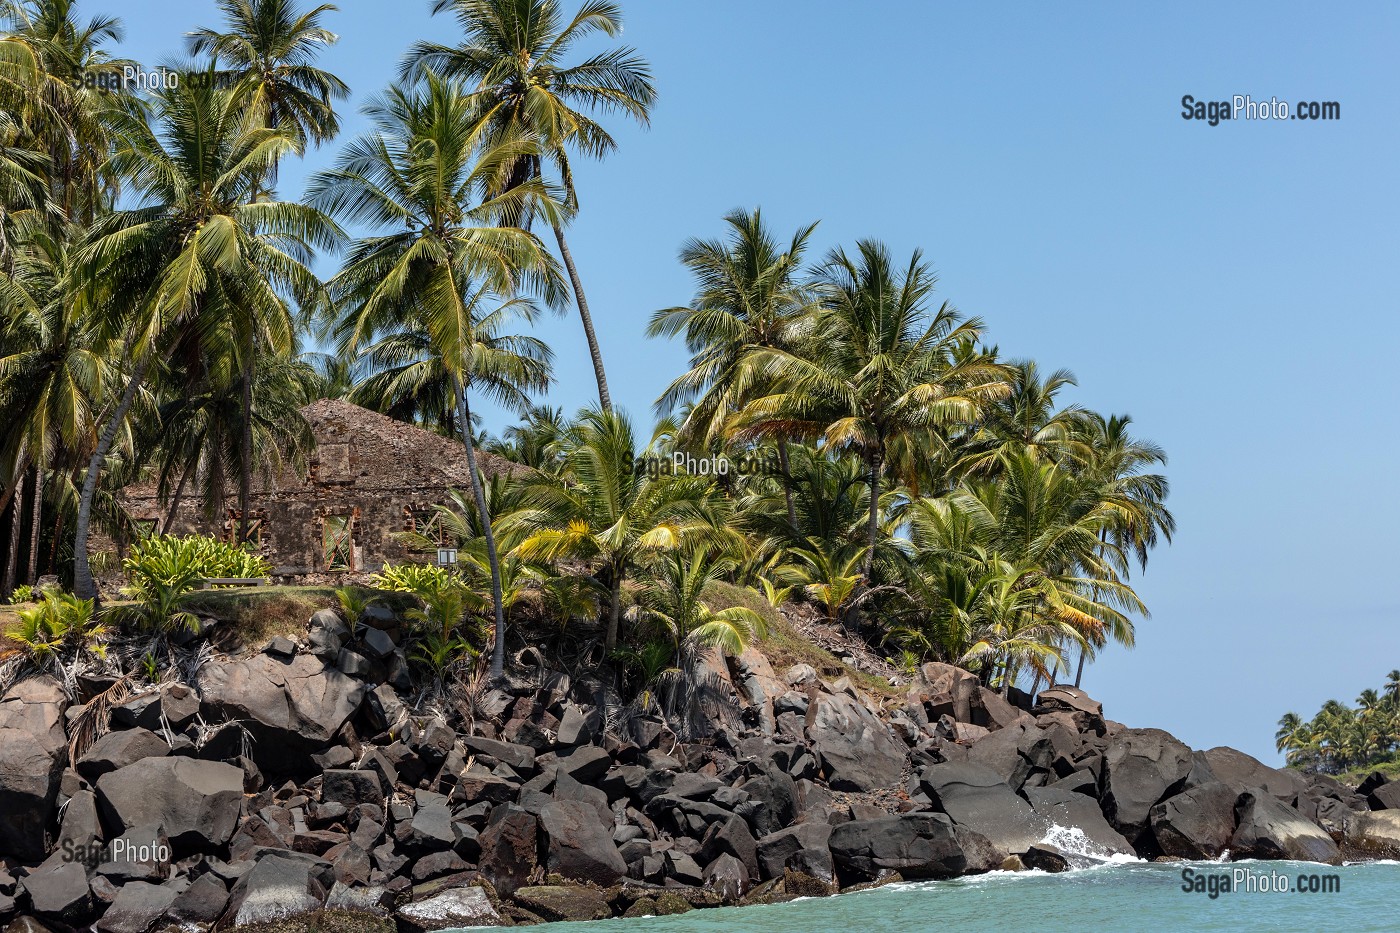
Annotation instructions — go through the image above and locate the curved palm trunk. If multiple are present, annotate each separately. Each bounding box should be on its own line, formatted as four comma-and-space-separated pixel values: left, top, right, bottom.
26, 467, 42, 584
0, 452, 29, 517
163, 464, 193, 535
1073, 647, 1087, 689
552, 224, 611, 411
2, 472, 24, 596
74, 358, 151, 600
458, 386, 507, 681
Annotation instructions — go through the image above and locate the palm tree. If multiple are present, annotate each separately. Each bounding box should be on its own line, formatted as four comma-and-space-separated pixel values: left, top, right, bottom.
734, 240, 1007, 584
507, 407, 737, 650
405, 0, 657, 410
311, 74, 562, 679
69, 78, 337, 599
956, 359, 1087, 477
648, 207, 817, 527
188, 0, 348, 544
633, 549, 767, 665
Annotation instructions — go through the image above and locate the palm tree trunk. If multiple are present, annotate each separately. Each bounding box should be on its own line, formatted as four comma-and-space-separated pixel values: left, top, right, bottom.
1074, 646, 1087, 688
606, 563, 622, 652
0, 451, 30, 517
163, 465, 193, 534
74, 358, 152, 600
458, 385, 507, 681
552, 224, 611, 411
238, 360, 253, 543
2, 471, 24, 597
26, 467, 42, 584
863, 449, 883, 581
776, 439, 798, 531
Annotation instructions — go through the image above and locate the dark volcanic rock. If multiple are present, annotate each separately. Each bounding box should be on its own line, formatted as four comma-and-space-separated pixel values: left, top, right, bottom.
223, 852, 333, 926
477, 806, 537, 897
1231, 791, 1340, 864
1189, 747, 1307, 802
21, 859, 93, 926
0, 726, 64, 861
828, 813, 987, 881
196, 653, 366, 771
1025, 785, 1133, 857
396, 885, 501, 931
756, 823, 833, 880
76, 728, 169, 781
1099, 728, 1192, 844
514, 884, 612, 922
94, 880, 177, 933
1150, 781, 1240, 860
539, 799, 627, 885
321, 768, 384, 807
919, 760, 1044, 854
804, 692, 906, 791
96, 757, 244, 851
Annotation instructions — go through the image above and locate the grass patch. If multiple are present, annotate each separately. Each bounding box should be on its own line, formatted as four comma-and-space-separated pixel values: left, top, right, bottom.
703, 580, 898, 700
182, 585, 340, 649
1324, 757, 1400, 788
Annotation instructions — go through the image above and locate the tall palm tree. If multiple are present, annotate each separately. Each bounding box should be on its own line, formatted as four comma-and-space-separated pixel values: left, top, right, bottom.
188, 0, 348, 543
507, 407, 737, 650
69, 78, 337, 599
311, 74, 562, 679
734, 241, 1007, 583
405, 0, 657, 410
648, 207, 816, 527
956, 359, 1088, 477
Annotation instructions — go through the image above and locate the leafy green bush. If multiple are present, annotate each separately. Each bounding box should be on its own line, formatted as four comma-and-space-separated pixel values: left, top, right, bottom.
8, 584, 35, 605
12, 591, 107, 662
111, 539, 208, 633
124, 535, 271, 586
372, 563, 485, 670
370, 563, 459, 596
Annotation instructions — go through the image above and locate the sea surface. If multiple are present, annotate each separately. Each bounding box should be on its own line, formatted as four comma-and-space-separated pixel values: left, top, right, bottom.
447, 857, 1400, 933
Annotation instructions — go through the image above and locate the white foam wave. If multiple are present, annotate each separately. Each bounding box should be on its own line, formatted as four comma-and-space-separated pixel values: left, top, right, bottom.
1038, 823, 1145, 868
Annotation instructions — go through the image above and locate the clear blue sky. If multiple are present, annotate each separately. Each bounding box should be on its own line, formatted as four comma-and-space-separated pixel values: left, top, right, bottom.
109, 1, 1400, 762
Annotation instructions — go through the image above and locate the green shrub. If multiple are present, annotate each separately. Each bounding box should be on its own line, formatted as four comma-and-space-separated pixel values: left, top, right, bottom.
8, 584, 35, 605
370, 563, 459, 596
111, 539, 208, 634
12, 591, 107, 662
124, 535, 271, 587
372, 563, 485, 671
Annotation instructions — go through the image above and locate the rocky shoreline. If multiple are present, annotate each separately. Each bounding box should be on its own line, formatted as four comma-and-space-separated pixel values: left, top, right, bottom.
2, 605, 1399, 932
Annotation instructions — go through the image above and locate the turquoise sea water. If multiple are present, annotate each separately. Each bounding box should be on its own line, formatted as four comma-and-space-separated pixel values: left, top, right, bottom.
450, 861, 1399, 933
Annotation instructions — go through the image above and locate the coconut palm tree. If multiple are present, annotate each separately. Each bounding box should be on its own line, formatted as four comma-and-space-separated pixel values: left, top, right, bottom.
733, 240, 1007, 583
311, 74, 563, 679
69, 78, 337, 599
188, 0, 348, 543
507, 407, 738, 650
405, 0, 657, 410
648, 207, 817, 527
956, 359, 1088, 477
632, 549, 767, 665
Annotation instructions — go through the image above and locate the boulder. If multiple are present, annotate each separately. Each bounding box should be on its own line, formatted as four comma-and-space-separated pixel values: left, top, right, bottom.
94, 881, 177, 933
167, 871, 229, 924
1149, 781, 1240, 860
755, 822, 833, 881
1189, 747, 1307, 802
96, 758, 244, 850
731, 645, 785, 736
396, 885, 502, 931
1367, 782, 1400, 811
1231, 792, 1340, 864
538, 800, 627, 885
828, 813, 985, 881
0, 675, 69, 751
1342, 810, 1400, 858
704, 852, 750, 901
476, 806, 538, 897
970, 687, 1024, 731
321, 768, 384, 807
21, 860, 93, 926
462, 735, 537, 772
195, 653, 366, 771
513, 884, 611, 922
223, 853, 333, 926
804, 692, 906, 791
1099, 728, 1192, 843
76, 728, 169, 781
1025, 785, 1134, 858
919, 761, 1044, 854
0, 727, 64, 861
917, 663, 978, 723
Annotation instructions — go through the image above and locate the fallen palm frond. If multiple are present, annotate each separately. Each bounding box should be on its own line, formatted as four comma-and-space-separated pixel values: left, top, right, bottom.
66, 676, 132, 765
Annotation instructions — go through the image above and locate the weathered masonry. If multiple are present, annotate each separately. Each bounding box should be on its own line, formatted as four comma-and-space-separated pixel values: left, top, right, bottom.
107, 399, 519, 583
